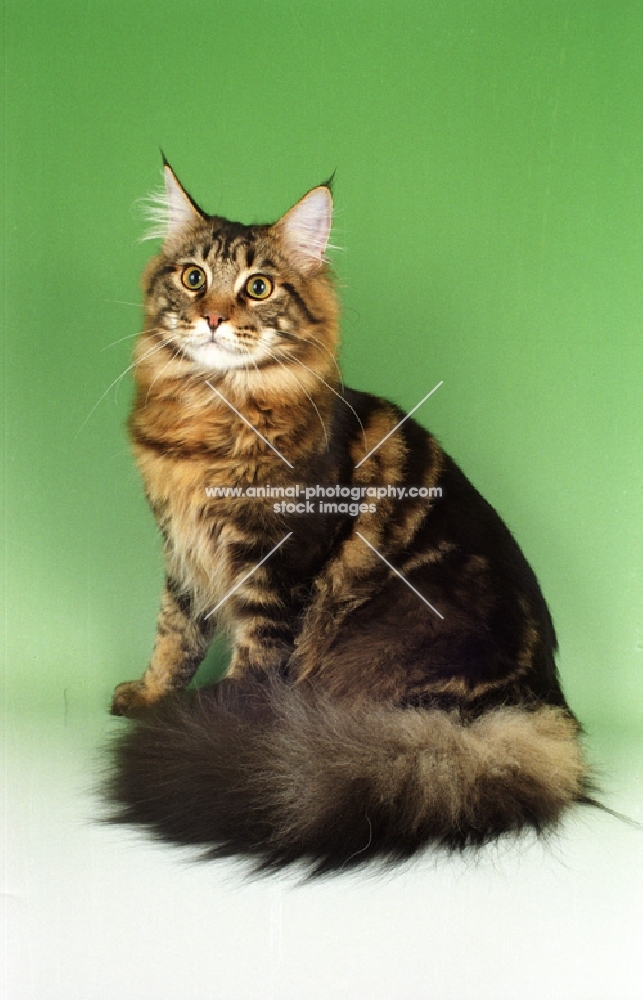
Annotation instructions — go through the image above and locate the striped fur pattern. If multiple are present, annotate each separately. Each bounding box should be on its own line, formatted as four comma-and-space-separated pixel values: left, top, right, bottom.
106, 163, 590, 874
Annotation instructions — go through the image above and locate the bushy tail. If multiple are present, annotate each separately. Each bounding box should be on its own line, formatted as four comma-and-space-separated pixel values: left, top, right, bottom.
104, 675, 589, 876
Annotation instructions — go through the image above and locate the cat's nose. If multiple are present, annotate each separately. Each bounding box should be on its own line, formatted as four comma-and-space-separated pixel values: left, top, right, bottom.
205, 313, 226, 330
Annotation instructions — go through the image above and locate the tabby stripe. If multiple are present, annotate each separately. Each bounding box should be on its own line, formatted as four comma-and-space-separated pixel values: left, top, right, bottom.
232, 600, 285, 618
166, 586, 193, 618
214, 227, 254, 261
228, 236, 251, 262
282, 282, 321, 325
252, 623, 294, 641
398, 415, 437, 484
130, 429, 230, 459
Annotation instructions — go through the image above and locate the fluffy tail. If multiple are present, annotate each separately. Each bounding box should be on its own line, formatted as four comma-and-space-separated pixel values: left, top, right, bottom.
104, 676, 589, 876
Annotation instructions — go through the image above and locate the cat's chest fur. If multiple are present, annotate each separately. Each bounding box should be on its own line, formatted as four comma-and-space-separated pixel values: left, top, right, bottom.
136, 444, 291, 617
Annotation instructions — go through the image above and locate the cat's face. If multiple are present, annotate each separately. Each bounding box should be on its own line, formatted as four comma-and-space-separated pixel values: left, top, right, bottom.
142, 165, 336, 375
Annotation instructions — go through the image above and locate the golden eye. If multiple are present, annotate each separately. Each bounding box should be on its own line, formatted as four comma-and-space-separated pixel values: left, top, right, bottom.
245, 274, 273, 300
181, 265, 207, 291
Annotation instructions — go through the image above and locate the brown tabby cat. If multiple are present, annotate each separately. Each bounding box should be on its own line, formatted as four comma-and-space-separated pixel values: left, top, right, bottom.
106, 160, 591, 875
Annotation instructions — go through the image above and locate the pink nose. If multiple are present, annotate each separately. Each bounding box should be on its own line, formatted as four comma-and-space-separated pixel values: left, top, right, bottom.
205, 313, 226, 330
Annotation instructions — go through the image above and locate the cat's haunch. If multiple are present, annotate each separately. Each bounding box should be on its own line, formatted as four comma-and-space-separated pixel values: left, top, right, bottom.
104, 162, 590, 875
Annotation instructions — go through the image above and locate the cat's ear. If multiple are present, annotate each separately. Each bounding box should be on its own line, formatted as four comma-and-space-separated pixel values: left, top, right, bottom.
274, 186, 333, 274
145, 161, 205, 242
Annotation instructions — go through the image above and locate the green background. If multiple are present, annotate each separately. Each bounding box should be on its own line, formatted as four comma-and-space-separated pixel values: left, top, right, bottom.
4, 4, 643, 998
4, 0, 642, 732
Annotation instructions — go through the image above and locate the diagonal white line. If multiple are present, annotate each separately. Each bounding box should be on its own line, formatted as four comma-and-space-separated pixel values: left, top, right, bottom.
205, 380, 294, 468
354, 380, 443, 469
204, 532, 293, 620
355, 531, 444, 620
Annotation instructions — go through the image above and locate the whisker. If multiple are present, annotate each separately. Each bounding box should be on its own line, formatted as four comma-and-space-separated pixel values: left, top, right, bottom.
265, 347, 330, 451
302, 331, 344, 388
115, 338, 169, 405
242, 353, 251, 394
243, 348, 271, 401
144, 344, 183, 404
100, 330, 141, 352
76, 340, 167, 437
280, 351, 366, 454
103, 299, 143, 309
250, 359, 266, 396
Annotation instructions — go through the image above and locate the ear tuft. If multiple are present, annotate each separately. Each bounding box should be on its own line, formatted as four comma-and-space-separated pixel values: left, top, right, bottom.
275, 186, 333, 274
142, 162, 204, 242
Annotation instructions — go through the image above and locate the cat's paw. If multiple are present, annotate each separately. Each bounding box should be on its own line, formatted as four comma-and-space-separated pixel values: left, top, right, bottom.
110, 680, 157, 716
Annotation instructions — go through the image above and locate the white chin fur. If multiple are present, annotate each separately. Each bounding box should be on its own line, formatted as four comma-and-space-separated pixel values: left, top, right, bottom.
186, 341, 253, 370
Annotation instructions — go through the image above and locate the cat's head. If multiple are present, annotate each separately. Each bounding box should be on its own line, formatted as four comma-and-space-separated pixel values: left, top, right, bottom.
140, 162, 338, 378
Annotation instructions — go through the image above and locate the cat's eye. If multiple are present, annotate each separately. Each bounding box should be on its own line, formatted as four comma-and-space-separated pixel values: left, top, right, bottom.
181, 265, 207, 291
245, 274, 274, 300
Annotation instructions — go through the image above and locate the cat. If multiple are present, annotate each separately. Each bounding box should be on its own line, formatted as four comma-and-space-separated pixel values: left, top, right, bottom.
105, 159, 591, 876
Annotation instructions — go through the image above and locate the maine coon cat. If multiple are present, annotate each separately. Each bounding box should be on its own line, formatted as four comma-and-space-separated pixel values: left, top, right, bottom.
106, 160, 590, 875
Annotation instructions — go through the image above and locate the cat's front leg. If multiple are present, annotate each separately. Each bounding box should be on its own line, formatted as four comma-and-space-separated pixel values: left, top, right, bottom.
226, 616, 294, 679
226, 602, 296, 679
110, 578, 215, 715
